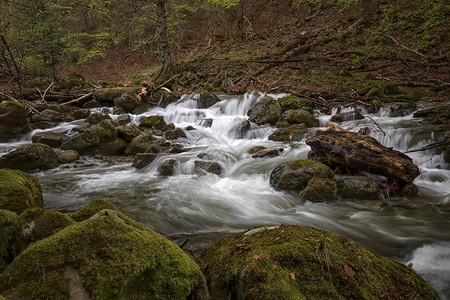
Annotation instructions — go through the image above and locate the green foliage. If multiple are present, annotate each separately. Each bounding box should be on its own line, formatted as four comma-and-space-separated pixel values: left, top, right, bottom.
208, 0, 240, 8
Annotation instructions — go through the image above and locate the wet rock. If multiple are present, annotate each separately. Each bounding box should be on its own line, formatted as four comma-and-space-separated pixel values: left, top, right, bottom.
133, 102, 152, 114
399, 183, 419, 197
85, 112, 111, 125
117, 123, 142, 142
71, 108, 91, 120
125, 132, 162, 155
278, 95, 313, 111
0, 209, 17, 271
113, 107, 127, 115
268, 124, 308, 142
158, 159, 178, 176
251, 148, 280, 158
0, 101, 30, 142
197, 92, 220, 108
247, 96, 282, 125
0, 143, 59, 171
139, 115, 169, 131
55, 150, 79, 164
31, 109, 63, 123
82, 99, 103, 109
330, 110, 365, 122
0, 169, 43, 214
194, 161, 221, 175
277, 109, 319, 128
300, 177, 337, 202
116, 114, 131, 125
31, 131, 65, 148
93, 87, 141, 102
114, 93, 140, 113
11, 208, 74, 257
70, 199, 116, 222
200, 118, 213, 127
61, 119, 127, 156
270, 159, 334, 191
247, 146, 267, 154
0, 209, 208, 299
229, 120, 251, 139
132, 153, 158, 169
164, 128, 186, 140
185, 125, 196, 131
199, 225, 437, 299
334, 175, 380, 200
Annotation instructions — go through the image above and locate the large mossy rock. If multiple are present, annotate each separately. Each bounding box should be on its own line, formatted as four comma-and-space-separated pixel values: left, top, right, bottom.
278, 95, 313, 111
270, 159, 334, 192
0, 209, 208, 299
93, 87, 141, 102
335, 175, 380, 200
0, 210, 18, 271
139, 115, 170, 131
197, 92, 221, 108
200, 225, 437, 300
300, 177, 337, 202
12, 208, 74, 257
277, 109, 319, 128
61, 119, 127, 156
0, 169, 43, 214
247, 96, 282, 125
268, 124, 308, 142
0, 101, 30, 142
31, 131, 65, 148
70, 199, 116, 222
0, 143, 58, 171
114, 93, 141, 113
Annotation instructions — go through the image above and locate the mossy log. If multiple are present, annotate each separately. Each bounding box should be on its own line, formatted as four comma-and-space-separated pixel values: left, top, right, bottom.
306, 126, 420, 185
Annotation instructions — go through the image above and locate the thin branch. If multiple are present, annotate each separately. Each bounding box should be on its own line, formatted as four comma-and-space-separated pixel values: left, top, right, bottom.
385, 34, 427, 59
365, 115, 391, 138
61, 92, 93, 106
405, 141, 450, 154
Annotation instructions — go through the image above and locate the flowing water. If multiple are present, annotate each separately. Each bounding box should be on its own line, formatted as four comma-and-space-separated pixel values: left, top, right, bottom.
1, 91, 449, 298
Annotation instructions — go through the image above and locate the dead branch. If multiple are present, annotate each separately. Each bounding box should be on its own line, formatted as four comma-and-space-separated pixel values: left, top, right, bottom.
61, 92, 93, 106
405, 141, 450, 154
152, 73, 181, 92
0, 90, 18, 102
385, 34, 427, 59
365, 115, 391, 138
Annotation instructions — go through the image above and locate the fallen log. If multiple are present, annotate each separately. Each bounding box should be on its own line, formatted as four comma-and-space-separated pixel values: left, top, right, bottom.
306, 125, 420, 186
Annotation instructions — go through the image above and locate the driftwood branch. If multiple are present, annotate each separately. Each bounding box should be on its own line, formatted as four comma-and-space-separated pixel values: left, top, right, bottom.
152, 73, 181, 92
365, 115, 391, 138
405, 141, 450, 154
61, 92, 93, 106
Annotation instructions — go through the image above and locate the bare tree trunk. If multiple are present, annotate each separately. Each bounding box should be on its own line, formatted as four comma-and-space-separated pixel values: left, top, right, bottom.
156, 0, 171, 74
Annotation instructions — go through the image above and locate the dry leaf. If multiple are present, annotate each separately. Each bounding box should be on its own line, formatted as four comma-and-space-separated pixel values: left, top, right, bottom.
253, 255, 260, 261
290, 272, 296, 281
344, 265, 354, 277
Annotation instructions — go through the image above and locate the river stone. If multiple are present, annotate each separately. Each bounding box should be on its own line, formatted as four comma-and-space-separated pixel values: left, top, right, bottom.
0, 209, 18, 272
279, 95, 313, 111
114, 93, 140, 113
247, 146, 267, 154
164, 128, 186, 140
139, 115, 169, 131
334, 175, 380, 200
71, 108, 91, 120
251, 148, 280, 158
125, 132, 158, 155
300, 177, 338, 202
85, 112, 111, 125
82, 99, 103, 109
230, 120, 251, 139
70, 200, 116, 222
197, 92, 220, 108
0, 209, 208, 299
158, 159, 178, 176
56, 150, 79, 164
270, 159, 334, 191
93, 87, 141, 102
30, 109, 63, 123
31, 131, 65, 148
11, 208, 75, 257
277, 109, 319, 128
0, 143, 59, 171
199, 225, 437, 300
132, 153, 158, 169
117, 123, 142, 142
330, 110, 365, 122
268, 124, 308, 142
0, 101, 30, 142
247, 96, 282, 125
0, 169, 43, 214
194, 161, 221, 175
116, 114, 131, 125
61, 119, 126, 156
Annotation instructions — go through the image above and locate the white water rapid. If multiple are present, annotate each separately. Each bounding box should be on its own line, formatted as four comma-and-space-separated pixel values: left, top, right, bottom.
1, 91, 449, 298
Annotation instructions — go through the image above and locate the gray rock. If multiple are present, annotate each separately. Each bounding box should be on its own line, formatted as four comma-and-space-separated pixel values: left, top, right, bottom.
72, 109, 91, 120
116, 114, 131, 126
0, 101, 30, 142
132, 153, 158, 169
31, 131, 65, 148
125, 133, 168, 155
164, 128, 186, 140
158, 159, 178, 176
330, 110, 364, 122
300, 177, 337, 202
82, 100, 103, 109
334, 175, 380, 200
194, 161, 221, 175
268, 124, 308, 142
198, 92, 220, 108
117, 123, 142, 142
251, 148, 280, 158
248, 96, 282, 125
0, 143, 59, 171
277, 109, 319, 128
230, 120, 251, 139
139, 115, 169, 131
114, 93, 140, 112
31, 109, 63, 123
85, 113, 111, 125
56, 150, 80, 164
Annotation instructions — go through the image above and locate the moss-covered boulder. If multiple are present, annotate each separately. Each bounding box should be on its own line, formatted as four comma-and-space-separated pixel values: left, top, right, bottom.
61, 119, 127, 156
70, 199, 116, 222
125, 133, 169, 155
0, 101, 30, 142
12, 208, 75, 257
31, 131, 65, 148
300, 177, 338, 202
93, 87, 141, 102
406, 89, 427, 102
270, 159, 334, 192
0, 169, 43, 214
85, 112, 112, 125
158, 159, 178, 176
277, 109, 319, 128
335, 175, 380, 200
200, 225, 437, 300
197, 92, 221, 109
117, 123, 142, 142
56, 73, 91, 90
139, 115, 170, 131
268, 124, 308, 142
247, 96, 282, 125
114, 93, 141, 113
279, 95, 313, 111
0, 209, 208, 299
330, 110, 365, 123
0, 143, 59, 171
0, 210, 18, 271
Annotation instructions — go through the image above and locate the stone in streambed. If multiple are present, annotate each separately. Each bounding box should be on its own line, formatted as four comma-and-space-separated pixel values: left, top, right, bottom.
300, 177, 337, 202
31, 131, 65, 148
0, 209, 18, 272
125, 132, 168, 155
0, 101, 30, 142
197, 92, 221, 108
114, 93, 140, 113
132, 153, 158, 169
0, 209, 208, 299
165, 128, 186, 140
0, 143, 59, 171
330, 110, 365, 122
334, 175, 380, 200
117, 123, 142, 142
194, 161, 221, 175
158, 159, 178, 176
200, 225, 437, 299
70, 199, 116, 222
85, 112, 111, 125
268, 124, 308, 142
0, 169, 43, 214
139, 115, 171, 131
276, 109, 319, 128
247, 96, 282, 125
251, 148, 280, 158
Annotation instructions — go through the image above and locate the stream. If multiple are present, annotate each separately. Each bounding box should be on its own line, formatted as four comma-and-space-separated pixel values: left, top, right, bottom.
1, 91, 449, 298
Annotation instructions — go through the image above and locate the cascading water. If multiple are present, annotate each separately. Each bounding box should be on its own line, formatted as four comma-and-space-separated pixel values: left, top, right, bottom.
1, 91, 449, 298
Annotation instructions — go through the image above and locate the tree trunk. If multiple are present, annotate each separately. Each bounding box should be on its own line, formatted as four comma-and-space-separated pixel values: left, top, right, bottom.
156, 0, 171, 74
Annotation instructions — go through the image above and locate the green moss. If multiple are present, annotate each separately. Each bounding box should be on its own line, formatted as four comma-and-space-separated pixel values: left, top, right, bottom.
0, 210, 18, 271
406, 89, 427, 102
279, 95, 313, 111
0, 209, 207, 299
57, 73, 91, 90
200, 225, 437, 300
71, 199, 116, 222
139, 115, 169, 131
0, 169, 43, 214
365, 87, 382, 98
290, 159, 331, 177
300, 177, 338, 202
362, 72, 376, 80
